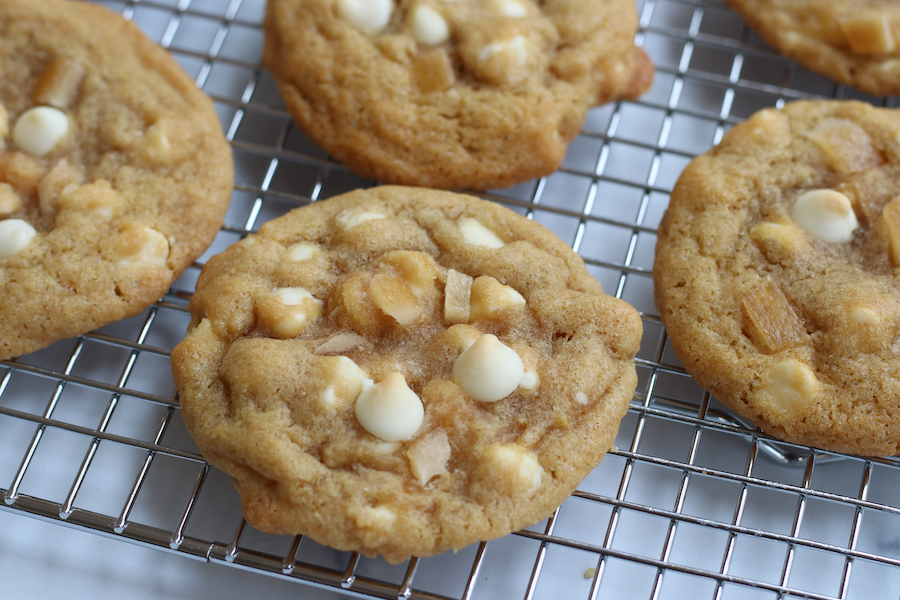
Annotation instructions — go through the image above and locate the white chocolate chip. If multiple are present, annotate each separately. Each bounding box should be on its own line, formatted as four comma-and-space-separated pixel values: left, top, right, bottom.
411, 4, 450, 45
0, 219, 37, 258
767, 360, 818, 408
274, 286, 319, 307
337, 0, 393, 34
458, 217, 505, 248
287, 241, 322, 261
519, 370, 538, 390
575, 392, 589, 405
452, 334, 524, 402
355, 372, 425, 442
791, 189, 858, 243
479, 35, 529, 67
337, 209, 386, 230
489, 0, 528, 17
13, 106, 69, 157
483, 443, 543, 495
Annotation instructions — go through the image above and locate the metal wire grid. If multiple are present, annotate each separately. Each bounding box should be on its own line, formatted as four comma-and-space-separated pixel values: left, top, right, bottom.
3, 0, 900, 598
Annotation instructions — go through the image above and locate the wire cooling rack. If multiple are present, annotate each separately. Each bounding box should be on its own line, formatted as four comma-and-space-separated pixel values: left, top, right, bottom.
4, 0, 900, 598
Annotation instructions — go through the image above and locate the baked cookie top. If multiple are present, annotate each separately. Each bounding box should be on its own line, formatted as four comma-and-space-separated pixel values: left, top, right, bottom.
263, 0, 653, 191
655, 100, 900, 456
0, 0, 234, 359
172, 186, 642, 563
725, 0, 900, 96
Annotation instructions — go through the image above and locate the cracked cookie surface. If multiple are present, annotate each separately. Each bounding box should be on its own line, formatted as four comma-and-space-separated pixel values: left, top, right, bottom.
263, 0, 653, 190
0, 0, 234, 359
655, 100, 900, 456
172, 185, 642, 562
725, 0, 900, 95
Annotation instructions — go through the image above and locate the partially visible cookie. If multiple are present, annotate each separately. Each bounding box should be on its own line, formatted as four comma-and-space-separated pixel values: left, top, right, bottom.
263, 0, 653, 190
655, 100, 900, 456
0, 0, 234, 359
172, 185, 642, 563
725, 0, 900, 96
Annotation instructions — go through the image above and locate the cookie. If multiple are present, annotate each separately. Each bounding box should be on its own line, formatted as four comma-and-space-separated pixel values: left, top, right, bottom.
654, 100, 900, 456
0, 0, 234, 359
725, 0, 900, 96
171, 185, 642, 562
262, 0, 653, 191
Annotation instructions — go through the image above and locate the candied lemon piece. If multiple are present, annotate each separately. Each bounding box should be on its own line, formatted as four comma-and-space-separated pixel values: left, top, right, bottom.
741, 280, 807, 353
839, 13, 896, 54
806, 118, 880, 173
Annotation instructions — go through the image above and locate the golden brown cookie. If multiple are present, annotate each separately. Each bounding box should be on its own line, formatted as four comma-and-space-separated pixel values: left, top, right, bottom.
655, 100, 900, 456
0, 0, 234, 359
172, 185, 642, 563
262, 0, 653, 190
725, 0, 900, 96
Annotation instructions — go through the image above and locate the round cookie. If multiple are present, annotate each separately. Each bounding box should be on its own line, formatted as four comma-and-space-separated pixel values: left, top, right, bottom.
172, 185, 642, 563
263, 0, 653, 191
0, 0, 234, 359
654, 100, 900, 456
725, 0, 900, 96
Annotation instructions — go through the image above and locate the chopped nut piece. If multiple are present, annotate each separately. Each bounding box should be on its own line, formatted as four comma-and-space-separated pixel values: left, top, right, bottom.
314, 332, 370, 355
806, 118, 881, 173
354, 505, 397, 530
0, 218, 37, 258
38, 159, 84, 216
444, 269, 473, 324
0, 152, 47, 193
519, 369, 539, 390
382, 251, 440, 295
749, 221, 812, 266
765, 360, 818, 409
0, 183, 22, 215
355, 372, 424, 442
407, 429, 452, 485
452, 333, 524, 402
0, 104, 8, 141
32, 57, 86, 109
369, 273, 422, 326
58, 179, 121, 221
883, 196, 900, 267
741, 280, 807, 353
839, 13, 896, 54
257, 286, 323, 338
791, 189, 859, 243
469, 275, 526, 320
142, 120, 173, 164
317, 355, 369, 411
413, 48, 456, 94
113, 223, 170, 267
